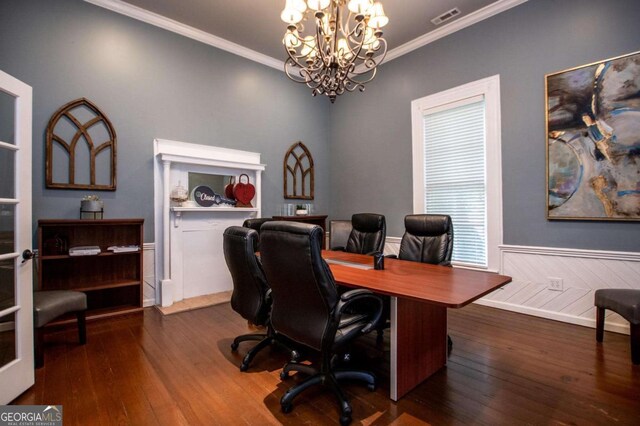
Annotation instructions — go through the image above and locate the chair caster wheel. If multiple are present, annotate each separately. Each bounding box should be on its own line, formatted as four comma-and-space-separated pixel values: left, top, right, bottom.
291, 350, 300, 362
367, 383, 376, 392
231, 342, 239, 351
340, 415, 352, 425
281, 403, 293, 414
239, 363, 249, 372
280, 370, 290, 380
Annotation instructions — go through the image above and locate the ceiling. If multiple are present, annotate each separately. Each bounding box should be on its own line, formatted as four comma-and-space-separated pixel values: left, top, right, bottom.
113, 0, 510, 63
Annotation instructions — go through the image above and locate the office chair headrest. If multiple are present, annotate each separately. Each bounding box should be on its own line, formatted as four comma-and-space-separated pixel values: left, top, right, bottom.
224, 226, 259, 248
242, 218, 273, 233
404, 214, 452, 237
351, 213, 385, 233
261, 221, 324, 244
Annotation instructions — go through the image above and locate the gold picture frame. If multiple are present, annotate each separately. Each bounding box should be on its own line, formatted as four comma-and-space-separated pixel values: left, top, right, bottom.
545, 51, 640, 221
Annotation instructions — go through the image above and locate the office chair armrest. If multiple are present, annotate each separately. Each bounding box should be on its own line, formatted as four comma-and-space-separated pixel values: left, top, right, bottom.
364, 251, 380, 256
330, 246, 346, 251
385, 254, 398, 259
336, 289, 383, 334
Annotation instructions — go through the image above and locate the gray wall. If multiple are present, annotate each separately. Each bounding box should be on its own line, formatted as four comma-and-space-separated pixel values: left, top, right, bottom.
1, 0, 639, 251
329, 0, 640, 251
0, 0, 330, 242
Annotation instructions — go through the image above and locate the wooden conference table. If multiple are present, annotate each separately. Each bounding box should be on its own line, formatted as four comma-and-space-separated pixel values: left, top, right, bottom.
323, 250, 512, 401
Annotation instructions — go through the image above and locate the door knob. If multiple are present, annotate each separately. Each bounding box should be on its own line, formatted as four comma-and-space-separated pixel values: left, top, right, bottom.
21, 249, 34, 263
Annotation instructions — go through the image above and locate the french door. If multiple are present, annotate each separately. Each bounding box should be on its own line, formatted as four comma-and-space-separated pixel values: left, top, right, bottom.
0, 70, 34, 404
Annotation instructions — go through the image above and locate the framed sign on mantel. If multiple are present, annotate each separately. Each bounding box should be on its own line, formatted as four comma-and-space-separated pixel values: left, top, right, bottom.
545, 50, 640, 221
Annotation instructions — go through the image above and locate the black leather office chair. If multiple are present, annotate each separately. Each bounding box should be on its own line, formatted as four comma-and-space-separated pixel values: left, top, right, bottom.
242, 217, 273, 235
223, 226, 282, 371
396, 214, 453, 265
381, 214, 454, 348
242, 218, 273, 250
329, 219, 352, 250
260, 221, 383, 426
343, 213, 386, 255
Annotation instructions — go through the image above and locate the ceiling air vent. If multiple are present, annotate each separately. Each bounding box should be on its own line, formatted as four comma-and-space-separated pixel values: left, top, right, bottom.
431, 7, 461, 25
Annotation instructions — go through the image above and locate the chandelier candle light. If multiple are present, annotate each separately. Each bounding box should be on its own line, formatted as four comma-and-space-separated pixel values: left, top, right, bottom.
281, 0, 389, 103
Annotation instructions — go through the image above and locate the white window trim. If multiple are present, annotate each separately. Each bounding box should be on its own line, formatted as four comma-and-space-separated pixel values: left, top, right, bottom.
411, 75, 503, 272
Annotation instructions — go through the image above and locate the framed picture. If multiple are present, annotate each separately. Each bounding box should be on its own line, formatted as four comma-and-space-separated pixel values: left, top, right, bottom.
545, 51, 640, 220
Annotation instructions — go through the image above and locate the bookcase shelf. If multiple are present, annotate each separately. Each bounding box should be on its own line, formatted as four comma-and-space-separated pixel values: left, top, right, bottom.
38, 219, 144, 322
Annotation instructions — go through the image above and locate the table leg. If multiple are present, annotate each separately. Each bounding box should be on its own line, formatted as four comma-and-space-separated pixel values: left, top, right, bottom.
390, 296, 447, 401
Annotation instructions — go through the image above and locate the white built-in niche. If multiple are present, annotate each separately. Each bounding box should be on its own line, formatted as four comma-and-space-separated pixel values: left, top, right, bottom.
153, 139, 265, 307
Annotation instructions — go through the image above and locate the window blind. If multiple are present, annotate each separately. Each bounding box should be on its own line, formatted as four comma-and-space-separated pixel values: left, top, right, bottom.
423, 98, 487, 267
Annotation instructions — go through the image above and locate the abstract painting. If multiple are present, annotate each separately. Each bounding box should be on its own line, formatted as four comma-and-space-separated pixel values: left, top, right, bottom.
546, 51, 640, 220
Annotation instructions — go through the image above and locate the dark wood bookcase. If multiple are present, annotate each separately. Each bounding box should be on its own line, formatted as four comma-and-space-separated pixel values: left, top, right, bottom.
37, 219, 144, 322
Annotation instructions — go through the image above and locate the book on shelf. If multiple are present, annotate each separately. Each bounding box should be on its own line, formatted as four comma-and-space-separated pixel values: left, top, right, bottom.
107, 245, 140, 253
69, 246, 101, 256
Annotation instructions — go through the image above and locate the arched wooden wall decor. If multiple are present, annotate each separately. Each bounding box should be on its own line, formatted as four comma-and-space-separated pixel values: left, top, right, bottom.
284, 141, 314, 200
45, 98, 117, 190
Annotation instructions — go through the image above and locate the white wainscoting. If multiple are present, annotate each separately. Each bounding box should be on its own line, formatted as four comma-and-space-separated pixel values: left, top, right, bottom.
482, 245, 640, 335
382, 238, 639, 335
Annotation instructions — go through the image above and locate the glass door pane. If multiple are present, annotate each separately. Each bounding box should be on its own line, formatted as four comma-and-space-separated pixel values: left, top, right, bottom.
0, 312, 16, 369
0, 205, 14, 256
0, 90, 15, 145
0, 149, 15, 199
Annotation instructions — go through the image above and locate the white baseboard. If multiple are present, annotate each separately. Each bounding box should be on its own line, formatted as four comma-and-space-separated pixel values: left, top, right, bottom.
473, 298, 630, 335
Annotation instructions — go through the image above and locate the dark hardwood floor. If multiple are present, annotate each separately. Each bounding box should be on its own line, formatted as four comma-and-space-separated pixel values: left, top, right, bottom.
13, 303, 640, 425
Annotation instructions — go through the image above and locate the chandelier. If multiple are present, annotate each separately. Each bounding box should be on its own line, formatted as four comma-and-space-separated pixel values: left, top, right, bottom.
280, 0, 389, 103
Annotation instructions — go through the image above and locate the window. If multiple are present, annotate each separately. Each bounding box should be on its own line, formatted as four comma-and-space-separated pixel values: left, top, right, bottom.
411, 75, 502, 271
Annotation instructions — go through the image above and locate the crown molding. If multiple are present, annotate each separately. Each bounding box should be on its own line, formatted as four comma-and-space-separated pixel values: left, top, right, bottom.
83, 0, 284, 70
385, 0, 529, 63
84, 0, 527, 72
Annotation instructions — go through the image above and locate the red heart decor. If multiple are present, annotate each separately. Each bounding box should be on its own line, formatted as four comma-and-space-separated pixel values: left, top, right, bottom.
224, 176, 235, 199
233, 174, 255, 206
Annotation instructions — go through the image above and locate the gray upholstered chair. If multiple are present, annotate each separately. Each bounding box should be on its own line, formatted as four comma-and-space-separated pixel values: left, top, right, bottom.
329, 219, 352, 250
595, 289, 640, 364
33, 290, 87, 368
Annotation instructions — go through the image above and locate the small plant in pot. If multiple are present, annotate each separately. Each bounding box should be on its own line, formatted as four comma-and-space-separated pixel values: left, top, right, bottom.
296, 204, 308, 215
81, 195, 103, 212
